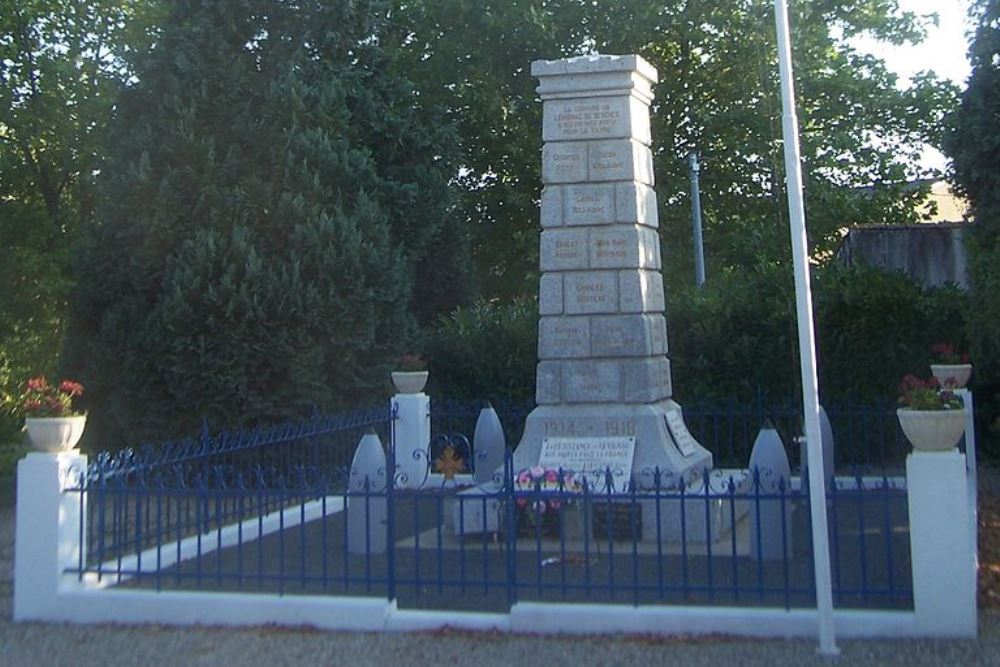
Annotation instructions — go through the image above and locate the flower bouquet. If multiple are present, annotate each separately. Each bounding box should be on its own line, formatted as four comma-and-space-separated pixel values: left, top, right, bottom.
514, 466, 583, 538
897, 374, 966, 451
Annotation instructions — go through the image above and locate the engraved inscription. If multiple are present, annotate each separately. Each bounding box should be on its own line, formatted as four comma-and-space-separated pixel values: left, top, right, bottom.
540, 229, 588, 271
591, 315, 652, 357
543, 97, 631, 142
588, 226, 659, 269
565, 184, 614, 226
542, 142, 587, 183
564, 361, 621, 402
554, 101, 621, 137
564, 272, 617, 315
538, 317, 589, 359
589, 143, 629, 181
590, 228, 638, 268
544, 420, 583, 437
540, 419, 635, 438
539, 437, 636, 492
557, 239, 581, 260
605, 419, 637, 437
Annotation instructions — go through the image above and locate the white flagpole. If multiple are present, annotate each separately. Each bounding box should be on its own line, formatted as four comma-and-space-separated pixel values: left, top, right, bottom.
772, 0, 839, 655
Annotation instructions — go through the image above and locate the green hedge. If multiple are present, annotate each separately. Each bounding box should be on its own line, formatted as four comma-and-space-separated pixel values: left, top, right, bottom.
424, 298, 538, 404
426, 265, 972, 407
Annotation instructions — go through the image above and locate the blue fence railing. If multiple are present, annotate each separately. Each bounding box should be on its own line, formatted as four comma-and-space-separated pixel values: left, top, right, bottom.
77, 406, 394, 571
66, 402, 913, 612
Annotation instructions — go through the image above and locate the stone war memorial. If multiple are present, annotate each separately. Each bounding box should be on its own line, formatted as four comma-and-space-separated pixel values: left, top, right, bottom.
515, 54, 712, 490
11, 52, 979, 645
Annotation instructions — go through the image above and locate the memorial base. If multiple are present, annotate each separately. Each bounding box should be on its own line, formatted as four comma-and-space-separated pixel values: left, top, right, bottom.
515, 401, 712, 489
448, 486, 502, 536
642, 469, 753, 544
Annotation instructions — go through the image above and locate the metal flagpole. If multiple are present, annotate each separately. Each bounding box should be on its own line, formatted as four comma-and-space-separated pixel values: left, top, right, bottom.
772, 0, 839, 655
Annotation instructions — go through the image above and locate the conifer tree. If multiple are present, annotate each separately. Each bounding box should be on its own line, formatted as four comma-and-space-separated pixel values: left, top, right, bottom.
68, 0, 472, 444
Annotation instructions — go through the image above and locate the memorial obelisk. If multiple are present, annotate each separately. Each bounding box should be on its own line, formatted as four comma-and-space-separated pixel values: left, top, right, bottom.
515, 55, 712, 487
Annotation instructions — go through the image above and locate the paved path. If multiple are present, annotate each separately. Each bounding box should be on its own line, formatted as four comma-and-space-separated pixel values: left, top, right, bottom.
2, 502, 1000, 666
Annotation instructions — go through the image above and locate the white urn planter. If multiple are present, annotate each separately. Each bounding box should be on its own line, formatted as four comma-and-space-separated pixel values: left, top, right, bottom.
897, 408, 965, 452
24, 415, 87, 453
391, 371, 428, 394
930, 364, 972, 389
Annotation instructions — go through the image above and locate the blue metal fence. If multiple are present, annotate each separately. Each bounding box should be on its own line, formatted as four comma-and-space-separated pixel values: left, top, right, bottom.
65, 400, 912, 612
76, 406, 393, 581
681, 395, 911, 469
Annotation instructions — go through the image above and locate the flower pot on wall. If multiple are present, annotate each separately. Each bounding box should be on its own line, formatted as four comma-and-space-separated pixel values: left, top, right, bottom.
24, 415, 87, 453
930, 364, 972, 389
897, 408, 965, 452
391, 371, 428, 394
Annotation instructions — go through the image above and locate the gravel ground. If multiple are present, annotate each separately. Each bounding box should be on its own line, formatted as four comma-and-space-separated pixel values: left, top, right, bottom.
2, 483, 1000, 665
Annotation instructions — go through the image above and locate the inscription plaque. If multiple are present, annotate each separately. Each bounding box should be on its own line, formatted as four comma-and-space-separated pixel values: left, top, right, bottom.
665, 411, 700, 457
539, 436, 636, 493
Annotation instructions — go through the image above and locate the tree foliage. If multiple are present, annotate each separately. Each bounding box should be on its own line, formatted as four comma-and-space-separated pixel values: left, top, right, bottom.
946, 0, 1000, 388
67, 0, 473, 445
386, 0, 957, 295
0, 0, 159, 432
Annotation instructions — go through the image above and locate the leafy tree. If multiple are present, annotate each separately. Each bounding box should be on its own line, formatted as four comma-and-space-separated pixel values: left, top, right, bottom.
67, 0, 473, 445
386, 0, 957, 295
946, 0, 1000, 388
0, 0, 159, 434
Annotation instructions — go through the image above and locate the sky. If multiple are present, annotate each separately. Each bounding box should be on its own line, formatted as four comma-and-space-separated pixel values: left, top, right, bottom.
850, 0, 974, 172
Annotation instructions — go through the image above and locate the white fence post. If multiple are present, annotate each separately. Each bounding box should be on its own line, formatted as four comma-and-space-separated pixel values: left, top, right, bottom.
391, 392, 430, 489
907, 447, 977, 637
959, 389, 978, 586
14, 452, 87, 621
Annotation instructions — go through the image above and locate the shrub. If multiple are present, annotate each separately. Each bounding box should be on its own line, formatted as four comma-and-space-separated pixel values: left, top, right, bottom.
424, 264, 967, 410
667, 263, 799, 402
814, 264, 968, 402
668, 263, 968, 404
424, 299, 538, 404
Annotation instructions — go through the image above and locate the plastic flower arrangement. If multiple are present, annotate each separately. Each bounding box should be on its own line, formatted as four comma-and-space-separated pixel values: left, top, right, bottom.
21, 377, 85, 418
515, 466, 583, 516
898, 374, 963, 411
931, 342, 970, 365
